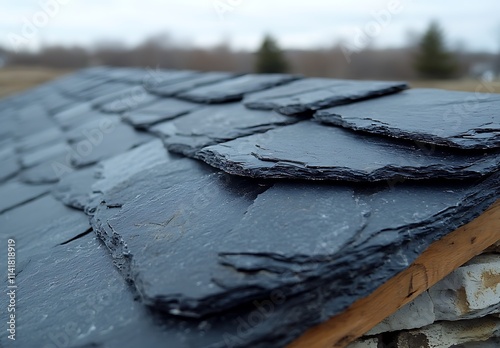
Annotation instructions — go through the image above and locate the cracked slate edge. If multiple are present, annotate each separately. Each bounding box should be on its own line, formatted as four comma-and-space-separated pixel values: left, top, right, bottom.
198, 121, 500, 182
314, 88, 500, 150
86, 143, 500, 320
209, 173, 500, 326
0, 231, 380, 348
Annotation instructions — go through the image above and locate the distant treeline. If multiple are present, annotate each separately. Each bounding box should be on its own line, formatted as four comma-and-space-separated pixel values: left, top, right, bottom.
1, 34, 498, 80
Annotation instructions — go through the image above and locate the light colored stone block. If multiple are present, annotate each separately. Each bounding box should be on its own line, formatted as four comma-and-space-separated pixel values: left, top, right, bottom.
429, 254, 500, 321
395, 317, 500, 348
346, 337, 379, 348
368, 291, 435, 335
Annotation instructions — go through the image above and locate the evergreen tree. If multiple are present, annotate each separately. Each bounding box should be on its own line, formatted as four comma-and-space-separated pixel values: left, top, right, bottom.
255, 35, 288, 74
415, 22, 458, 79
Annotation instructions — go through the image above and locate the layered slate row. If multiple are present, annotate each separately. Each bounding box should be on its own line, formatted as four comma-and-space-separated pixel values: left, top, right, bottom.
0, 66, 498, 348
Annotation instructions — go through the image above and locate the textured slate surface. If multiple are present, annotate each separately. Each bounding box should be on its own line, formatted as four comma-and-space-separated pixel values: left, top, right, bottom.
244, 78, 409, 115
1, 67, 499, 348
0, 181, 51, 214
179, 74, 300, 103
0, 194, 90, 263
88, 151, 500, 321
154, 104, 300, 156
123, 98, 201, 128
315, 88, 500, 149
0, 147, 20, 182
199, 121, 500, 181
149, 71, 235, 97
52, 166, 97, 210
70, 121, 154, 168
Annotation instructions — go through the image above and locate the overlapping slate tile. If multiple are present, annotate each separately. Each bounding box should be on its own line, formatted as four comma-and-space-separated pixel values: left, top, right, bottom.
149, 71, 235, 96
19, 141, 69, 169
52, 102, 95, 129
0, 147, 20, 182
153, 104, 300, 157
90, 139, 175, 195
88, 150, 500, 321
88, 158, 261, 315
213, 175, 500, 294
1, 232, 361, 348
0, 181, 51, 214
19, 153, 73, 184
244, 78, 408, 115
51, 166, 97, 210
69, 121, 154, 168
314, 88, 500, 149
0, 194, 90, 263
179, 74, 300, 103
123, 98, 201, 129
99, 93, 159, 113
198, 121, 500, 181
16, 127, 63, 153
65, 115, 121, 143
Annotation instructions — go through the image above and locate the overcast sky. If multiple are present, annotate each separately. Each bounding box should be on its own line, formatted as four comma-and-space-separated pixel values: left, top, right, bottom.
2, 0, 500, 52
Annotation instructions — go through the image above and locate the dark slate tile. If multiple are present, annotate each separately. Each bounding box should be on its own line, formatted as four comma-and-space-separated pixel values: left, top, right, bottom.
89, 139, 175, 199
1, 232, 359, 348
53, 102, 103, 130
0, 147, 20, 182
153, 104, 300, 157
211, 174, 500, 336
0, 113, 17, 141
19, 141, 69, 169
314, 88, 500, 149
19, 153, 73, 184
244, 78, 409, 115
99, 93, 159, 113
198, 121, 500, 181
0, 194, 90, 263
16, 127, 63, 153
178, 74, 300, 103
65, 115, 121, 143
91, 86, 159, 113
88, 159, 268, 318
149, 72, 235, 97
88, 147, 500, 322
51, 166, 97, 210
1, 234, 174, 348
79, 82, 132, 101
70, 121, 154, 168
0, 181, 51, 214
123, 98, 201, 129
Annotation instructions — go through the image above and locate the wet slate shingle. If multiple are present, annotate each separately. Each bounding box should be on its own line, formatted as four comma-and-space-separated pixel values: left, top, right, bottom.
51, 166, 97, 210
153, 104, 301, 157
178, 74, 300, 103
314, 88, 500, 149
0, 147, 20, 182
244, 78, 409, 115
88, 147, 500, 322
123, 98, 201, 129
0, 181, 51, 214
198, 121, 500, 181
149, 71, 235, 97
69, 121, 154, 168
0, 194, 90, 262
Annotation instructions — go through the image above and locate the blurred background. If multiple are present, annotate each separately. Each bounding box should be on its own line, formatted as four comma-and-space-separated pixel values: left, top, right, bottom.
1, 0, 499, 96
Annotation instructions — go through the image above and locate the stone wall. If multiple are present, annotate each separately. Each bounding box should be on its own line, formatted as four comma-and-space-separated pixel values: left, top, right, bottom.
348, 252, 500, 348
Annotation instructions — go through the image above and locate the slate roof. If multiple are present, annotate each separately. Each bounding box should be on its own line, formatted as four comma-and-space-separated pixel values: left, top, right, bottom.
0, 67, 499, 348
